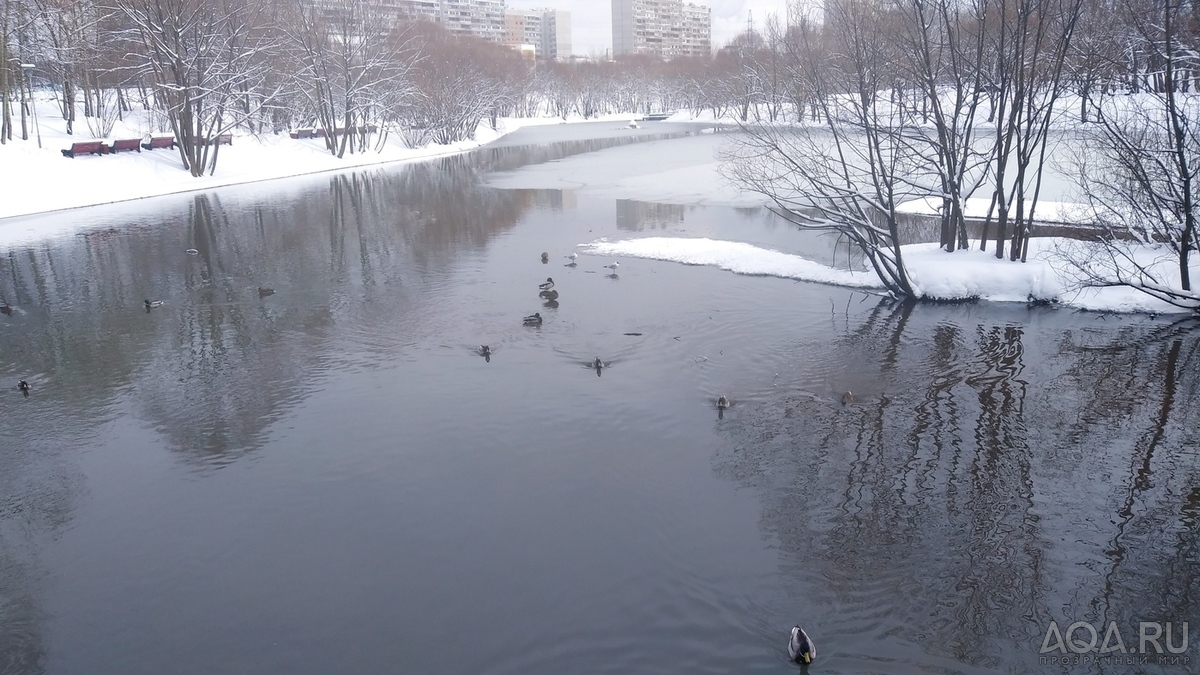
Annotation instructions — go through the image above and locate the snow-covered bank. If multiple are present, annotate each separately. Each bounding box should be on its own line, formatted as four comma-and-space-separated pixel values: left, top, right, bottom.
582, 237, 881, 289
0, 97, 642, 222
580, 236, 1198, 314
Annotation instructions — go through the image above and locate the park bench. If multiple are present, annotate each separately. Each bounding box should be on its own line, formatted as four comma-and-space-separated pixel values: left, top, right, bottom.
61, 141, 108, 158
188, 134, 232, 147
141, 136, 176, 151
289, 129, 314, 139
109, 138, 142, 153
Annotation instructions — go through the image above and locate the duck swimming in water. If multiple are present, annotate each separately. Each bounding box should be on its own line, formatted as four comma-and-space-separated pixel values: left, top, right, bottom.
18, 380, 31, 396
841, 391, 854, 405
523, 312, 543, 326
788, 626, 815, 665
480, 345, 491, 357
541, 252, 549, 263
144, 299, 164, 310
539, 277, 555, 291
717, 395, 730, 410
0, 302, 13, 315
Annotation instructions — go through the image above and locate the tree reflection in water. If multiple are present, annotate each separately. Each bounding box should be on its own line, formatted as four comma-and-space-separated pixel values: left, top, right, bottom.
714, 300, 1199, 670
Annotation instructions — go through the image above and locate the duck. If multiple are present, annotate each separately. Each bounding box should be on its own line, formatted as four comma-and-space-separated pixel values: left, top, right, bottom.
144, 299, 164, 309
604, 261, 620, 272
523, 312, 542, 326
538, 277, 555, 291
17, 380, 31, 396
0, 302, 13, 315
258, 287, 275, 297
717, 395, 730, 410
539, 289, 559, 300
480, 345, 492, 358
541, 252, 549, 263
841, 390, 854, 405
788, 625, 815, 665
593, 357, 603, 370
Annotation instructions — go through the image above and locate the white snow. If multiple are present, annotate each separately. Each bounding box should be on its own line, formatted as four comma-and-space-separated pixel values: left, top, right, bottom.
0, 94, 636, 222
579, 236, 1199, 314
581, 237, 884, 289
895, 196, 1095, 224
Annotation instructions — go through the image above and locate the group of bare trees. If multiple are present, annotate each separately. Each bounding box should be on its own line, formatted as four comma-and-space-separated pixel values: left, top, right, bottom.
723, 0, 1200, 309
0, 0, 540, 174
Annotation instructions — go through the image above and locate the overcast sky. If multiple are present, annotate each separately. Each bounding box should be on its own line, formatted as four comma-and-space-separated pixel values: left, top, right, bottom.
504, 1, 795, 58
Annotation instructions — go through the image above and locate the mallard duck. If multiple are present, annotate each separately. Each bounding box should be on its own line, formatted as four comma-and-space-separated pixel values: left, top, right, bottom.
717, 395, 730, 410
539, 289, 559, 300
539, 277, 555, 291
541, 252, 549, 263
144, 299, 164, 309
788, 626, 815, 665
258, 287, 275, 297
841, 391, 854, 405
480, 345, 491, 357
523, 312, 542, 326
17, 380, 31, 395
593, 357, 603, 370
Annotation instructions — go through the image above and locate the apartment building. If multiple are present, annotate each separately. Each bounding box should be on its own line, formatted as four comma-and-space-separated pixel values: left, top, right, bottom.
612, 0, 711, 59
503, 8, 572, 61
345, 0, 503, 42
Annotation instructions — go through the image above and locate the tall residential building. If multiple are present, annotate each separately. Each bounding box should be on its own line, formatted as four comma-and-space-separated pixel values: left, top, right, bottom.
503, 8, 572, 60
612, 0, 711, 59
504, 9, 543, 51
439, 0, 504, 41
368, 0, 504, 42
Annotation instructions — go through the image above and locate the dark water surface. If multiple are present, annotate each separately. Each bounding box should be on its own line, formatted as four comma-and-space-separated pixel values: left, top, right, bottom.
1, 122, 1197, 674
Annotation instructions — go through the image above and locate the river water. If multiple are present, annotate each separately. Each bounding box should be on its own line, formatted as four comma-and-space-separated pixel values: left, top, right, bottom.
0, 122, 1197, 674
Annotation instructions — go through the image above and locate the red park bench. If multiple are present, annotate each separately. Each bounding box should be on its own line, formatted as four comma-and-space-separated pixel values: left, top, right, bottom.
109, 138, 142, 153
61, 141, 108, 158
289, 129, 315, 139
141, 136, 177, 151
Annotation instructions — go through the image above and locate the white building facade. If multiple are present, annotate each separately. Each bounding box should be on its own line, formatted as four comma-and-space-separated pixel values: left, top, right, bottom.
504, 7, 572, 60
612, 0, 711, 59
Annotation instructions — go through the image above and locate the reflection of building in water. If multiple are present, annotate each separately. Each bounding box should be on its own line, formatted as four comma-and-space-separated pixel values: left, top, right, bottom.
531, 189, 577, 212
615, 199, 686, 231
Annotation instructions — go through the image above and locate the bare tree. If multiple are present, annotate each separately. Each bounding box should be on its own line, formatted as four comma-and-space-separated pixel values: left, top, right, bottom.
111, 0, 283, 176
891, 0, 994, 251
978, 0, 1084, 261
282, 0, 417, 158
1065, 0, 1200, 310
725, 1, 919, 296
